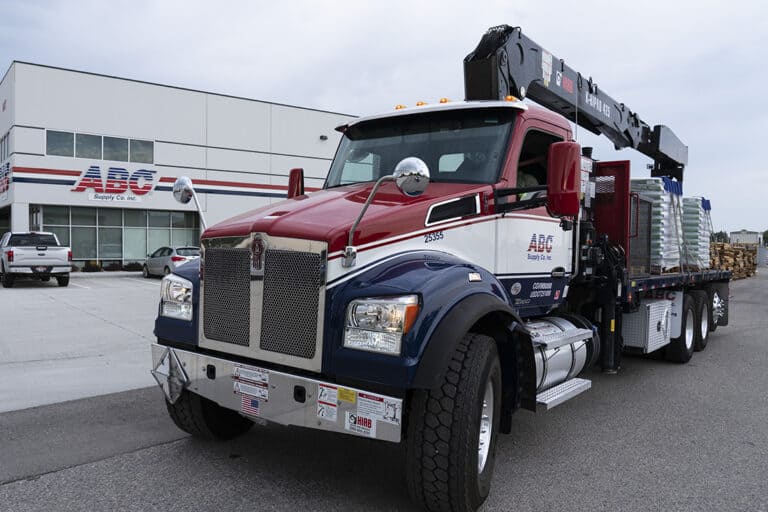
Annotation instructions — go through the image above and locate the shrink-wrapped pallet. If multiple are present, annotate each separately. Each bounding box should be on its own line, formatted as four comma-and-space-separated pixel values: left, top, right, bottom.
630, 177, 683, 273
681, 197, 712, 269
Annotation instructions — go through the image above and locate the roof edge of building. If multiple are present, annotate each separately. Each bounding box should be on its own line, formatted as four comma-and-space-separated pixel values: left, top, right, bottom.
4, 60, 357, 119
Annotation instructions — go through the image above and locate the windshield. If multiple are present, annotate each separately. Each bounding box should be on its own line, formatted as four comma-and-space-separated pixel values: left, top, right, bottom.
9, 233, 59, 247
325, 108, 515, 188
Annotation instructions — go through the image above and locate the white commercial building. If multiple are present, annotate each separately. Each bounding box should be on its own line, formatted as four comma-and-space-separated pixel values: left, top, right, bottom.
729, 230, 761, 245
0, 61, 353, 269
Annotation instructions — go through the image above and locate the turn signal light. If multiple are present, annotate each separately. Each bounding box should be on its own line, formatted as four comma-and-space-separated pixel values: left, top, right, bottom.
394, 104, 407, 110
505, 95, 518, 102
67, 250, 72, 262
439, 97, 449, 103
171, 256, 186, 262
415, 101, 427, 106
6, 250, 13, 263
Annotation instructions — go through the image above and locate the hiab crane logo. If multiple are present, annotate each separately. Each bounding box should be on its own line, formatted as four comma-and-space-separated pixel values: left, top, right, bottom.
527, 233, 554, 261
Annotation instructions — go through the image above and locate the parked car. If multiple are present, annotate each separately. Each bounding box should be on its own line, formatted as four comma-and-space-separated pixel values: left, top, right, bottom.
143, 246, 200, 277
0, 231, 72, 287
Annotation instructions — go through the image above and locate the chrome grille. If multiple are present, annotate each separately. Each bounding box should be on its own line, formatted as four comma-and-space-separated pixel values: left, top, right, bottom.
260, 249, 323, 358
203, 248, 251, 346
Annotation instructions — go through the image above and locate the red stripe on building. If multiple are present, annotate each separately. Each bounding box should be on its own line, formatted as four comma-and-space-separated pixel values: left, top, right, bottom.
12, 167, 82, 177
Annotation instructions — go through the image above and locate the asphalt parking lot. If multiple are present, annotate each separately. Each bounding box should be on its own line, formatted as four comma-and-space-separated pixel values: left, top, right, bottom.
0, 272, 160, 412
1, 271, 767, 511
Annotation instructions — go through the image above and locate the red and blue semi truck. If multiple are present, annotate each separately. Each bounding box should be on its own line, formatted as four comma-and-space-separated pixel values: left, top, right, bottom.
151, 25, 731, 512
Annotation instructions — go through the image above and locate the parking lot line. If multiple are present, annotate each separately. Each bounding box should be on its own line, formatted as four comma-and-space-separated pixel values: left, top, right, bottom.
69, 282, 90, 289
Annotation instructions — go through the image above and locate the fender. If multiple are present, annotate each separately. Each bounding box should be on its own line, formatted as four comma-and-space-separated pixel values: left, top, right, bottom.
324, 250, 537, 409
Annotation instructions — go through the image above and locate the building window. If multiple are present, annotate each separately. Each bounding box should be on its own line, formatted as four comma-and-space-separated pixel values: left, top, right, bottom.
37, 205, 199, 269
130, 139, 154, 164
46, 130, 74, 157
104, 136, 129, 162
76, 134, 102, 159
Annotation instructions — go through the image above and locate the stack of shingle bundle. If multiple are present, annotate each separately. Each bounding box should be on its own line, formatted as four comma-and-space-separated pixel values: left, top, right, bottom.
630, 177, 683, 273
681, 197, 711, 270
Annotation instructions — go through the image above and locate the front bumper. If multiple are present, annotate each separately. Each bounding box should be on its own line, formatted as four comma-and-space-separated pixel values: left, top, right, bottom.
151, 344, 403, 443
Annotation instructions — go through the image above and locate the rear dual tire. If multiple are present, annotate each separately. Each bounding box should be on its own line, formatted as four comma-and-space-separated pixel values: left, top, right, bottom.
667, 294, 695, 363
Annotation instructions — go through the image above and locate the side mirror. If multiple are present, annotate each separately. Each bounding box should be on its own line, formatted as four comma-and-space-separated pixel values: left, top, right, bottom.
546, 142, 581, 217
172, 176, 194, 204
287, 168, 305, 199
171, 176, 208, 230
393, 157, 430, 197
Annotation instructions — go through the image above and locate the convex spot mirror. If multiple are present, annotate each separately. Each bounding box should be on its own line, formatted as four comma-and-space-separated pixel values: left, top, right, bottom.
393, 157, 430, 197
173, 176, 194, 205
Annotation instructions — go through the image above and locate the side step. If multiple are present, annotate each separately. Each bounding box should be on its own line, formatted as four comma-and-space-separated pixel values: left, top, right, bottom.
530, 328, 593, 349
536, 378, 591, 411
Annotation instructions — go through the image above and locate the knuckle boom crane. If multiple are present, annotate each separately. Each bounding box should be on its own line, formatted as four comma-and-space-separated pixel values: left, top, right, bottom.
464, 25, 688, 181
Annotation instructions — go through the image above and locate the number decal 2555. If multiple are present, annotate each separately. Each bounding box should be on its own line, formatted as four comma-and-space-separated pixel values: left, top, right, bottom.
424, 231, 444, 244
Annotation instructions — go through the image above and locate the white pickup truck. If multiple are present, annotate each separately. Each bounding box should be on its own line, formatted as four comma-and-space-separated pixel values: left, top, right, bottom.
0, 231, 72, 288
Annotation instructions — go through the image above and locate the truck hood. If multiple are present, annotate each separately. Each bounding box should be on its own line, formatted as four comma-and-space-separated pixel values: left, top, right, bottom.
202, 182, 491, 254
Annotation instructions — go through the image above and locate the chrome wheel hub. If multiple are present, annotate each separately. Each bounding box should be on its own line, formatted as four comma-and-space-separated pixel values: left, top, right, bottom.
478, 379, 494, 473
712, 291, 724, 324
685, 309, 695, 351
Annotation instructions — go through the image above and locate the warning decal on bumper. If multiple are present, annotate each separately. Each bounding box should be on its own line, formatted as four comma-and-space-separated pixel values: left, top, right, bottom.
358, 392, 401, 426
234, 365, 269, 385
234, 380, 269, 402
317, 384, 338, 422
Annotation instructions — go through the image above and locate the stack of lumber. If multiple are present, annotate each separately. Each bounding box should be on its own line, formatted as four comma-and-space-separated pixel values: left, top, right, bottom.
710, 242, 757, 279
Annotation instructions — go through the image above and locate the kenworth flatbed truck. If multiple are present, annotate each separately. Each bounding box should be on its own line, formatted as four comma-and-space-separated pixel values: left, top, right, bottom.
151, 25, 731, 511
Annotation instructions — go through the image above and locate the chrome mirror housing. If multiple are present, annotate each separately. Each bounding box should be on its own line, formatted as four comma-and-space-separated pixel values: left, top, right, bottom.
172, 176, 194, 204
393, 157, 430, 197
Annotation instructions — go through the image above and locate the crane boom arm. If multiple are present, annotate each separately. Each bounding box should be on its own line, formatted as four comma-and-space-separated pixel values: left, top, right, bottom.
464, 25, 688, 180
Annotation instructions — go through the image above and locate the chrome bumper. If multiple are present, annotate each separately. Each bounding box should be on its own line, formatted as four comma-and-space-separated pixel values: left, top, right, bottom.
151, 344, 403, 443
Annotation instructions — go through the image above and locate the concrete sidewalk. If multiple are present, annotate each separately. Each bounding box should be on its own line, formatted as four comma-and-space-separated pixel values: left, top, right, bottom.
0, 273, 160, 413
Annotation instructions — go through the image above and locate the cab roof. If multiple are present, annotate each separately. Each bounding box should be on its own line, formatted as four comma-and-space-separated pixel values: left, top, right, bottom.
336, 100, 528, 132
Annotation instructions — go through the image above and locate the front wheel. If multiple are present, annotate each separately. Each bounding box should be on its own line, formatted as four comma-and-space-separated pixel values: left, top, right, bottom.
406, 333, 501, 512
166, 389, 253, 440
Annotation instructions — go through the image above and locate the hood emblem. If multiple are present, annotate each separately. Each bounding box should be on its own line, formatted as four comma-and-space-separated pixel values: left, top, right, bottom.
252, 235, 266, 275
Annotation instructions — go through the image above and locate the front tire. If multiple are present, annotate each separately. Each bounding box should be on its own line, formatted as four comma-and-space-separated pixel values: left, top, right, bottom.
166, 389, 253, 440
667, 294, 695, 363
406, 333, 501, 512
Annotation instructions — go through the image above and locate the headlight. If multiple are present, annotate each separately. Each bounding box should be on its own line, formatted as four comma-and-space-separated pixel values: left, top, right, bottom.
343, 295, 420, 355
160, 273, 193, 321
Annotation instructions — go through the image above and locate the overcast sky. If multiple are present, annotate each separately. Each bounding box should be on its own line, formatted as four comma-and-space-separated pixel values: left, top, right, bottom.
1, 0, 766, 232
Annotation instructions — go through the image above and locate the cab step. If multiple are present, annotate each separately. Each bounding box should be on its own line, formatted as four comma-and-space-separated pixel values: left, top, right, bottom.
530, 328, 593, 349
536, 378, 591, 411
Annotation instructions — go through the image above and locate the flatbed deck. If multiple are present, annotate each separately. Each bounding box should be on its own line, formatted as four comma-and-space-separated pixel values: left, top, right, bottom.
628, 269, 731, 295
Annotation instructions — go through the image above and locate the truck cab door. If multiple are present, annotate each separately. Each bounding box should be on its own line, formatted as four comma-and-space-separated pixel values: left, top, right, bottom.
495, 126, 573, 314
